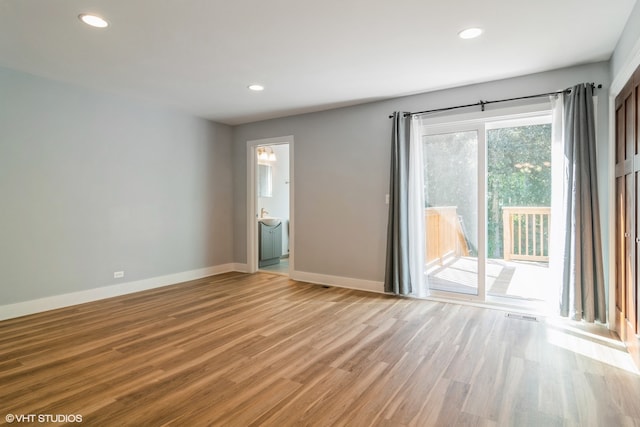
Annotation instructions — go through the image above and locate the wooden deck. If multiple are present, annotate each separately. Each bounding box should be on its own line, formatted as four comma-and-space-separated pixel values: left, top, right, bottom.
1, 272, 639, 426
427, 256, 552, 301
425, 206, 552, 296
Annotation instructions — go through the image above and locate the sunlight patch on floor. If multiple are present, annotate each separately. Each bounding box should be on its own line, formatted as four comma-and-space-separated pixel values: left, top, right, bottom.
545, 319, 639, 375
427, 257, 551, 301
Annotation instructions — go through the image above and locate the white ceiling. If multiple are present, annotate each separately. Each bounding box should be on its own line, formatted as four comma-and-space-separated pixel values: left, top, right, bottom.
0, 0, 636, 125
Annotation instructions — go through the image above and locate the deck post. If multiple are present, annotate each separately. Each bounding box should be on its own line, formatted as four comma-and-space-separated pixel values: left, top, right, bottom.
503, 209, 512, 261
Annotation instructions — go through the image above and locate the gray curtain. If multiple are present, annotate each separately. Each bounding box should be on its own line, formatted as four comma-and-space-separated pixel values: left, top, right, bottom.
560, 83, 606, 322
385, 112, 412, 295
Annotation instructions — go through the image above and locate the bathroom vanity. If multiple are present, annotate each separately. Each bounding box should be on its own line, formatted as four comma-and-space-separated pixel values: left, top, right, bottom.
259, 220, 282, 268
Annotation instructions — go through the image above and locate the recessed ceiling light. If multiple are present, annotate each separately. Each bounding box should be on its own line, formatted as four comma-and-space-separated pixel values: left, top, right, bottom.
78, 14, 109, 28
248, 84, 265, 91
458, 27, 483, 39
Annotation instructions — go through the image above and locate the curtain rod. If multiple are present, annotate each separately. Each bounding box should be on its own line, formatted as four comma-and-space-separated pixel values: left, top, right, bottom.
388, 83, 602, 119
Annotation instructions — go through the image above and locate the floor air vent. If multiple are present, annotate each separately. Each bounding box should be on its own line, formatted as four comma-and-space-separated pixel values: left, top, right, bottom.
505, 313, 539, 322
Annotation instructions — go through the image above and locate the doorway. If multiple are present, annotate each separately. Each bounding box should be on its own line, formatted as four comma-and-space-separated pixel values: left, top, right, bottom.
247, 136, 294, 276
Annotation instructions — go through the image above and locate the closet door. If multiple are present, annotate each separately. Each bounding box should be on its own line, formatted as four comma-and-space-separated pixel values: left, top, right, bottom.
615, 66, 640, 368
626, 83, 636, 337
615, 101, 626, 333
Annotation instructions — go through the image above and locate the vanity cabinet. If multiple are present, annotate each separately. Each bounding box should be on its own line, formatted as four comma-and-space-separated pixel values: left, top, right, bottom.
259, 222, 282, 267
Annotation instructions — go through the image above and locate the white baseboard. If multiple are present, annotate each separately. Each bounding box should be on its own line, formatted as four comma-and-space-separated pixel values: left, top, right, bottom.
231, 263, 249, 273
0, 263, 247, 321
290, 270, 384, 294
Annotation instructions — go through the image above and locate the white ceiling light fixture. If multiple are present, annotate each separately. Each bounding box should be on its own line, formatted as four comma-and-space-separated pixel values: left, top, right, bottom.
458, 27, 483, 39
78, 13, 109, 28
248, 84, 265, 91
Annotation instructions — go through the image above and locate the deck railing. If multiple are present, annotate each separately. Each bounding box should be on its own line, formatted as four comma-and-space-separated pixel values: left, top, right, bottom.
425, 207, 469, 265
502, 206, 550, 262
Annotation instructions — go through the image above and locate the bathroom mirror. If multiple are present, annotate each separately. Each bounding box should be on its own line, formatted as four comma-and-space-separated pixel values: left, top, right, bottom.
258, 163, 273, 197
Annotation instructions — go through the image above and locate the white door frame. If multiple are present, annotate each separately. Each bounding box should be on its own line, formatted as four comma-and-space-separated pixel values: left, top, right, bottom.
246, 135, 294, 274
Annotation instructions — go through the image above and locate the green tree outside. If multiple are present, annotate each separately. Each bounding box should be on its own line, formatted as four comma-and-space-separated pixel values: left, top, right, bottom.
487, 124, 551, 259
423, 124, 551, 260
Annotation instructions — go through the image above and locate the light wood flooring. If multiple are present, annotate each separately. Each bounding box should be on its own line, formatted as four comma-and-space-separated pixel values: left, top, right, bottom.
1, 272, 639, 426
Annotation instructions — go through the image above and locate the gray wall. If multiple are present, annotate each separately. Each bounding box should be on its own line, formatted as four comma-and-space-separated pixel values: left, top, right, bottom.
0, 67, 234, 305
232, 62, 612, 285
0, 60, 616, 305
611, 0, 640, 80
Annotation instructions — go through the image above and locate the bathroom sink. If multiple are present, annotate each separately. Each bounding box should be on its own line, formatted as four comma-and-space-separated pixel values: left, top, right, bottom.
259, 217, 281, 226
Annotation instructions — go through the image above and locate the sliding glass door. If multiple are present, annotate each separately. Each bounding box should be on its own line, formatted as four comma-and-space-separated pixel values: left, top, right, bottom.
423, 128, 481, 296
421, 112, 554, 305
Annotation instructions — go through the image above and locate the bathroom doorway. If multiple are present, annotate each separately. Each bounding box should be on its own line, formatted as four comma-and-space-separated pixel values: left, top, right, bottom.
247, 136, 293, 276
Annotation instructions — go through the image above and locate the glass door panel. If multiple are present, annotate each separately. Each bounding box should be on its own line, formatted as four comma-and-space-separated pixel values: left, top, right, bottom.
486, 122, 552, 302
423, 131, 478, 295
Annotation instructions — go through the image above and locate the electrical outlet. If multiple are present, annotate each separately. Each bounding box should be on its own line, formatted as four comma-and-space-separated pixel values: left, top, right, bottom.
385, 194, 390, 205
114, 271, 124, 279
